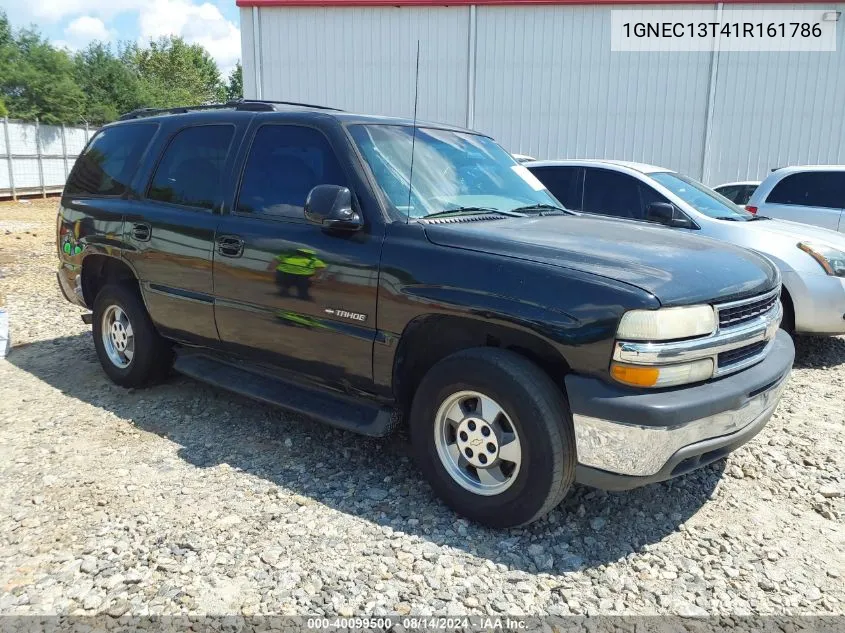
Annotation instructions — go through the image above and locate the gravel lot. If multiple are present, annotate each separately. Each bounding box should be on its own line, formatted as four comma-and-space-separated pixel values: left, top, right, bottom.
0, 199, 843, 618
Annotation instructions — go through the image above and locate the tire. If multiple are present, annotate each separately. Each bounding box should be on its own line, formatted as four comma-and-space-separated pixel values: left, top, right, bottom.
409, 347, 576, 528
92, 283, 172, 388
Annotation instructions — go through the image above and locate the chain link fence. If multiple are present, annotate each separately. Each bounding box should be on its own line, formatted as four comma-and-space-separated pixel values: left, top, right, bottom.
0, 118, 97, 199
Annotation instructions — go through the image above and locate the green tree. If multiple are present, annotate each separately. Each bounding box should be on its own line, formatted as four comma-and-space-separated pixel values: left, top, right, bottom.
74, 42, 145, 124
0, 11, 10, 48
129, 36, 226, 107
226, 62, 243, 101
0, 12, 230, 123
0, 12, 85, 124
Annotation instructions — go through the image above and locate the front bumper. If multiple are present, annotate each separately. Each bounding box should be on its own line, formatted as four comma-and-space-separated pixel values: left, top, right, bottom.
784, 270, 845, 335
567, 329, 794, 490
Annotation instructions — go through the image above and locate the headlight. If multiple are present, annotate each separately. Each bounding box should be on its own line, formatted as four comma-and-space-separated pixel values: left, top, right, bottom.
616, 305, 716, 341
610, 359, 714, 388
798, 242, 845, 277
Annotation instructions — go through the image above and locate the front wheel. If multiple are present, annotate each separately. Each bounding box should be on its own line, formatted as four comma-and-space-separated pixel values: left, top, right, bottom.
409, 347, 576, 527
92, 283, 172, 387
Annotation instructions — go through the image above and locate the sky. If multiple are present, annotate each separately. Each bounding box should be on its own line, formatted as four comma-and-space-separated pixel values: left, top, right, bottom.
0, 0, 242, 76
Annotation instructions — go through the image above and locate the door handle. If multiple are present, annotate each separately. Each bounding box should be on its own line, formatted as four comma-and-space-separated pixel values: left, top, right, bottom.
131, 222, 151, 242
216, 235, 244, 258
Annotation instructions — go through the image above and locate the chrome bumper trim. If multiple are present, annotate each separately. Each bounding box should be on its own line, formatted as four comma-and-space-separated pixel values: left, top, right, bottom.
573, 375, 789, 477
614, 300, 782, 378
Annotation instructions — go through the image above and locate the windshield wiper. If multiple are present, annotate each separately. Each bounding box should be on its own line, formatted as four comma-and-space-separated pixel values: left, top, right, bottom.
423, 206, 526, 219
714, 216, 742, 221
747, 215, 770, 221
509, 203, 573, 215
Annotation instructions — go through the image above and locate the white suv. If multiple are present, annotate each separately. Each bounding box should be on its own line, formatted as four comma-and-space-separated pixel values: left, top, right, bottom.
746, 166, 845, 232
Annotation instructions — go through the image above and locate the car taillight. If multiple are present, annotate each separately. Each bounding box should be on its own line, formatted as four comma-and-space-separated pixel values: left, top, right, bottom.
746, 206, 758, 215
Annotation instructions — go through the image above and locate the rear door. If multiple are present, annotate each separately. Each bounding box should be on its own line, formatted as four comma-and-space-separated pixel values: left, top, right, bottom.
761, 171, 844, 231
122, 119, 243, 346
212, 119, 384, 393
61, 123, 158, 274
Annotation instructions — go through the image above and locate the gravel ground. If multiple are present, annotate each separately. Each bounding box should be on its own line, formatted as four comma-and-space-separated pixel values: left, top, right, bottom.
0, 199, 843, 618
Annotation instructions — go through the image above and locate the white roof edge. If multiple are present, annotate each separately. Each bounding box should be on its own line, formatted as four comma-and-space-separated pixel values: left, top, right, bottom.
524, 159, 670, 174
714, 181, 761, 188
768, 164, 845, 173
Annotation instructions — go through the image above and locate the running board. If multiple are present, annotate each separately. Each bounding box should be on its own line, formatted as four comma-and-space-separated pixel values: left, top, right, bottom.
172, 350, 396, 437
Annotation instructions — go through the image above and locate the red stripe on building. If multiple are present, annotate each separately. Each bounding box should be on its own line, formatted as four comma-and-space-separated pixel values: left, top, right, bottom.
237, 0, 833, 7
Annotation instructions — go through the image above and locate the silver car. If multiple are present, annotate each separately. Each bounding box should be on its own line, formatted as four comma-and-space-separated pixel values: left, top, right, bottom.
745, 165, 845, 232
527, 159, 845, 336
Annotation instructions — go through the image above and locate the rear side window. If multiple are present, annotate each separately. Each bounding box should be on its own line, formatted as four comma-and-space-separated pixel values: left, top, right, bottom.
148, 125, 234, 210
766, 172, 844, 209
236, 125, 347, 219
528, 166, 582, 210
65, 124, 157, 197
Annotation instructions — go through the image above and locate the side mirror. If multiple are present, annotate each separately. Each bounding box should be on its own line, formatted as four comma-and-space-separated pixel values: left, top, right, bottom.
646, 202, 692, 228
304, 185, 362, 231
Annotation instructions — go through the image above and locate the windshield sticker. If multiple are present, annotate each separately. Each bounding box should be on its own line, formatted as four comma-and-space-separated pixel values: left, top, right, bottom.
511, 165, 546, 191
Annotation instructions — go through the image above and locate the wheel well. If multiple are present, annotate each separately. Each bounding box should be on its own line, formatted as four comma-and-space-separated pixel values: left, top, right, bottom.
81, 256, 138, 308
779, 285, 795, 332
393, 315, 570, 413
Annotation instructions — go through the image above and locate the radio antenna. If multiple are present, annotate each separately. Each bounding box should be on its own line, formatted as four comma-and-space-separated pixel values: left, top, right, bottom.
406, 40, 420, 224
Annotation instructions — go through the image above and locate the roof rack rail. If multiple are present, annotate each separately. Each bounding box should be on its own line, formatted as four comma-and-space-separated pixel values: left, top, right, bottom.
118, 98, 342, 121
236, 98, 343, 112
119, 102, 241, 121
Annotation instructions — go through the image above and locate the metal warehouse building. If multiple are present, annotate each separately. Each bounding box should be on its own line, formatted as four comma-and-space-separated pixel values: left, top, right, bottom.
237, 1, 845, 185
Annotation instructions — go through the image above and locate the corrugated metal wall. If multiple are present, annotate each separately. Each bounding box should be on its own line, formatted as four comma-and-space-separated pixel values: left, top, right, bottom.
473, 4, 712, 179
1, 120, 93, 196
241, 3, 845, 186
246, 7, 470, 125
706, 3, 845, 185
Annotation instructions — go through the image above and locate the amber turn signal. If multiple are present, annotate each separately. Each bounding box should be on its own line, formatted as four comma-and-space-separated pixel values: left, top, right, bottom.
610, 363, 660, 387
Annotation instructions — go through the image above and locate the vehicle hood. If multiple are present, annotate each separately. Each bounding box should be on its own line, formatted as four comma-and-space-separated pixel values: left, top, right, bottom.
423, 215, 778, 306
744, 218, 845, 249
717, 218, 845, 274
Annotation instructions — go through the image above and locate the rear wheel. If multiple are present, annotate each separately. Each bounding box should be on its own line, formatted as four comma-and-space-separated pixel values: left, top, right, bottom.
409, 347, 576, 527
92, 283, 172, 387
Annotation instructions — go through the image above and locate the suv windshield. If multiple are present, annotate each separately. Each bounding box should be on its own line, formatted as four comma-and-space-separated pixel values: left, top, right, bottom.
650, 172, 753, 221
348, 124, 560, 219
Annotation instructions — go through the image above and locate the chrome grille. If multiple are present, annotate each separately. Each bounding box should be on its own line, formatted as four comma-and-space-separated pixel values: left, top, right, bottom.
717, 291, 779, 330
718, 341, 768, 368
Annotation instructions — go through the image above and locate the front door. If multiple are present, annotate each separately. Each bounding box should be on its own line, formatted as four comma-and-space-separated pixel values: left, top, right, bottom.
123, 122, 238, 345
213, 122, 383, 394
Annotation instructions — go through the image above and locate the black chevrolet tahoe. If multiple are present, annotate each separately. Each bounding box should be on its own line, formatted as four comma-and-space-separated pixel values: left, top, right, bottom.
57, 100, 794, 527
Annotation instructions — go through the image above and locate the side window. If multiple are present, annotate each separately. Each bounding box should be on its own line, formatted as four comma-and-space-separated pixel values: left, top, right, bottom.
65, 124, 157, 197
147, 125, 234, 210
583, 169, 649, 219
638, 180, 672, 212
716, 185, 740, 202
767, 172, 843, 209
236, 125, 347, 219
736, 185, 757, 206
528, 167, 582, 210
